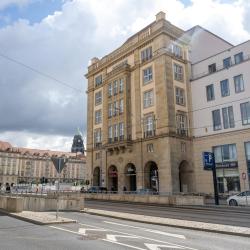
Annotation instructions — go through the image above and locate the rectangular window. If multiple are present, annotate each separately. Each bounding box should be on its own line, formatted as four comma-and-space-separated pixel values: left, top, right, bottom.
95, 75, 102, 86
174, 64, 183, 82
172, 44, 182, 58
94, 129, 102, 147
234, 74, 244, 93
206, 84, 215, 101
143, 66, 153, 83
234, 52, 243, 64
108, 126, 112, 143
113, 80, 118, 95
147, 143, 154, 152
176, 113, 188, 136
223, 57, 231, 68
113, 101, 118, 116
240, 102, 250, 125
95, 110, 102, 124
222, 106, 235, 129
119, 122, 124, 140
119, 99, 124, 114
119, 78, 124, 93
108, 83, 112, 97
143, 90, 154, 108
208, 63, 216, 74
144, 115, 155, 137
220, 79, 230, 97
95, 91, 102, 105
141, 46, 152, 62
114, 124, 118, 141
176, 87, 185, 106
108, 103, 112, 118
212, 109, 222, 130
213, 144, 237, 163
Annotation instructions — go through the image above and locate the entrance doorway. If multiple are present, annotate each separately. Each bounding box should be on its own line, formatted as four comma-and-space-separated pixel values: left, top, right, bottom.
144, 161, 159, 192
108, 165, 118, 192
125, 163, 137, 191
93, 167, 100, 186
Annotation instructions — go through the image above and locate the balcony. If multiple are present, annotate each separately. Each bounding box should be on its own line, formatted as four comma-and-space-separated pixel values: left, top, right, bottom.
144, 130, 156, 138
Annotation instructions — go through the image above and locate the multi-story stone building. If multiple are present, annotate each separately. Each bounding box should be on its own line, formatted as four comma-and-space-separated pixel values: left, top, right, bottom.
191, 40, 250, 193
0, 140, 86, 187
86, 12, 194, 193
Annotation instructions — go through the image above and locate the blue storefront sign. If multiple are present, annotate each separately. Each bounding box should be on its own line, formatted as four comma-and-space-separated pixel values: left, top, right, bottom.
203, 152, 215, 170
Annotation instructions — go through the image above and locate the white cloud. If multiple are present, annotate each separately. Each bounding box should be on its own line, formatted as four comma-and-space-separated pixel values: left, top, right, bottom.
0, 0, 31, 10
0, 0, 250, 151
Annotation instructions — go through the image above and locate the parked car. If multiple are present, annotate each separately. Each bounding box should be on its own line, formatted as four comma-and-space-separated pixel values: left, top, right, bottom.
86, 186, 107, 193
227, 191, 250, 206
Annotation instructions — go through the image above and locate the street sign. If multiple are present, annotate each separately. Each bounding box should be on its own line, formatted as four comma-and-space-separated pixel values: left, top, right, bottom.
242, 172, 247, 180
203, 152, 215, 170
51, 157, 68, 173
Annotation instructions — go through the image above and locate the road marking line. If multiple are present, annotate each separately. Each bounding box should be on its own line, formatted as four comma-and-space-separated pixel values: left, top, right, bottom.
106, 234, 140, 242
78, 228, 107, 235
102, 239, 147, 250
49, 226, 80, 235
103, 221, 186, 239
78, 223, 197, 250
145, 243, 186, 249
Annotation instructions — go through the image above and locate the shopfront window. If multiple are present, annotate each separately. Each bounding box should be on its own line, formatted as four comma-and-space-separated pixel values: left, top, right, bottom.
213, 144, 240, 193
245, 142, 250, 188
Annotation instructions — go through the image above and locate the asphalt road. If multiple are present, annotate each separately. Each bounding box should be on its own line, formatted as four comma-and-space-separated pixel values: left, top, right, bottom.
0, 211, 250, 250
85, 199, 250, 227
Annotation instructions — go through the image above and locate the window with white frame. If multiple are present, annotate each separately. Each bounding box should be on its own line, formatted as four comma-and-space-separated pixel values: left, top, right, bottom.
114, 124, 118, 141
119, 122, 124, 140
213, 144, 237, 163
95, 91, 102, 105
212, 109, 222, 131
206, 84, 215, 101
222, 106, 235, 129
119, 99, 124, 114
147, 143, 154, 152
143, 66, 153, 84
240, 102, 250, 125
234, 52, 243, 64
143, 90, 154, 108
174, 64, 183, 81
119, 78, 124, 93
108, 103, 112, 118
94, 129, 102, 146
95, 110, 102, 124
176, 113, 188, 136
234, 74, 244, 93
172, 44, 182, 58
108, 83, 112, 97
141, 46, 152, 62
113, 80, 118, 95
108, 126, 112, 143
220, 79, 230, 97
113, 101, 118, 116
144, 115, 155, 137
175, 87, 185, 105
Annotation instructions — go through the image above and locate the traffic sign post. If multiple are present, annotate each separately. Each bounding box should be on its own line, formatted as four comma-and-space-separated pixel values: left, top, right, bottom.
202, 152, 219, 205
242, 172, 248, 206
51, 157, 68, 220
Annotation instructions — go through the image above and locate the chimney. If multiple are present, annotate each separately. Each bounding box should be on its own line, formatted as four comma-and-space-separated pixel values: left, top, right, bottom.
156, 11, 166, 22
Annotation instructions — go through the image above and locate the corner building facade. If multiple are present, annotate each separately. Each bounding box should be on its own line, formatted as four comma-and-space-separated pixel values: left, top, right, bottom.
86, 12, 194, 193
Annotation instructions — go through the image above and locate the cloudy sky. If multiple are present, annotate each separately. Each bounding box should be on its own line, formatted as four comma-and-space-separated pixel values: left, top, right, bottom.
0, 0, 250, 152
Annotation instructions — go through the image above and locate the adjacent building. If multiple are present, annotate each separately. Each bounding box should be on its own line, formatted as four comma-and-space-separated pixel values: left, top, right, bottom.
191, 40, 250, 193
0, 140, 86, 187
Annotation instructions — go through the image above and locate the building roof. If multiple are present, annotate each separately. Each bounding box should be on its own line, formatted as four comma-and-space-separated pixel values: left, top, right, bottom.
0, 140, 85, 160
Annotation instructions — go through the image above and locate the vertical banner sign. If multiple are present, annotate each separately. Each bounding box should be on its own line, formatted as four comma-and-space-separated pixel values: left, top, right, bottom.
51, 157, 68, 173
202, 152, 219, 205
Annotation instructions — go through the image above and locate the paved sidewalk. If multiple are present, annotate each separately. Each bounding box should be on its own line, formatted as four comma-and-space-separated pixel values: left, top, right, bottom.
82, 208, 250, 237
5, 211, 77, 225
